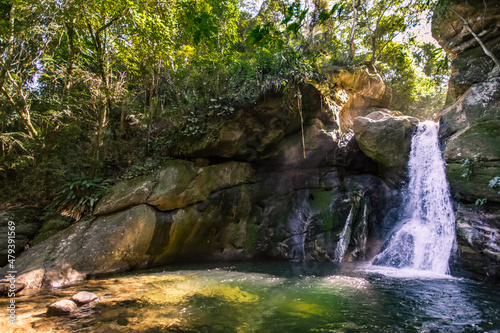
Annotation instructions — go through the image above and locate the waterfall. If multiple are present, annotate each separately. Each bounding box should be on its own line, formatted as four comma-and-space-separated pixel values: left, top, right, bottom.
333, 208, 353, 263
372, 121, 455, 274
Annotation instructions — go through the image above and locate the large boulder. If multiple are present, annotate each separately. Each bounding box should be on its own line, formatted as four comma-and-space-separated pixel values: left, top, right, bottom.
1, 204, 158, 288
353, 111, 419, 169
31, 216, 72, 246
439, 76, 500, 140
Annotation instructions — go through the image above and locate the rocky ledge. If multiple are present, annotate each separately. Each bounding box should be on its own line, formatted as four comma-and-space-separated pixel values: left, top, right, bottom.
433, 0, 500, 280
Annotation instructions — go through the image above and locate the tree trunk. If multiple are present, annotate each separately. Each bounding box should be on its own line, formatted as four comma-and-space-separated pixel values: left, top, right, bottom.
119, 100, 126, 136
0, 86, 38, 138
63, 20, 76, 94
0, 3, 38, 138
348, 0, 359, 61
87, 23, 113, 178
90, 100, 106, 178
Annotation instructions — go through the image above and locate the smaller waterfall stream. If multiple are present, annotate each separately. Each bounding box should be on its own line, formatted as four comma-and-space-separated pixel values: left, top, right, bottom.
334, 209, 353, 263
372, 121, 455, 274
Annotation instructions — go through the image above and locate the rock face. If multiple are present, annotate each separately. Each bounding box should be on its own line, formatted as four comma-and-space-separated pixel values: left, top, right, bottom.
432, 0, 500, 100
5, 0, 500, 284
1, 74, 413, 288
434, 0, 500, 280
8, 205, 158, 288
0, 209, 42, 266
353, 111, 419, 170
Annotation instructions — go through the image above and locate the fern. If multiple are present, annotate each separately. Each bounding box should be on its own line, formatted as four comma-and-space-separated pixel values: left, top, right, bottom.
46, 173, 112, 221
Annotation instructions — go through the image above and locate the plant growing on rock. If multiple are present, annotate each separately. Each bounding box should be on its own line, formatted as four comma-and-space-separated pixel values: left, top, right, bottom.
46, 173, 112, 220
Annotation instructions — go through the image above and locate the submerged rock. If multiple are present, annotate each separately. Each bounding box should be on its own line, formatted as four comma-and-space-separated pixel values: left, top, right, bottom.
47, 300, 77, 316
71, 291, 99, 305
0, 281, 25, 297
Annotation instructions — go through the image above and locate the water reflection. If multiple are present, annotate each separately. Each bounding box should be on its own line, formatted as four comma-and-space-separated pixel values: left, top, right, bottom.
1, 262, 499, 333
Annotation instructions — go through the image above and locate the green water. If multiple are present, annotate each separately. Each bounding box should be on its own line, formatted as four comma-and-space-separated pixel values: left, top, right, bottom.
6, 262, 500, 332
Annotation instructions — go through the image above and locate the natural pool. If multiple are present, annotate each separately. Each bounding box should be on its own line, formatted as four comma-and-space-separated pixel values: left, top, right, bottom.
2, 261, 500, 332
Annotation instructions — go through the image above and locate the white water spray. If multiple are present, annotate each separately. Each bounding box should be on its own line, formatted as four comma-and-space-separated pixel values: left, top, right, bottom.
372, 121, 455, 274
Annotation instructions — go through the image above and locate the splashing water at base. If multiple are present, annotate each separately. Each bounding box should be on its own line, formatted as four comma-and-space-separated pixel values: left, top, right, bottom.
373, 121, 455, 274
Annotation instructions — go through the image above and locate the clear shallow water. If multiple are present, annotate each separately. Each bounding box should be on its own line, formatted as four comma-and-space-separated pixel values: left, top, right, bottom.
3, 262, 500, 333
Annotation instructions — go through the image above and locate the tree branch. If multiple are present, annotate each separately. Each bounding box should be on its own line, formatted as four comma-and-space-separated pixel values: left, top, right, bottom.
96, 6, 129, 35
450, 8, 500, 71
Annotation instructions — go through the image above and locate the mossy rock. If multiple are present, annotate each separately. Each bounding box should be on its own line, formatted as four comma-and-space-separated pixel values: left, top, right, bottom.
31, 216, 72, 246
445, 120, 500, 162
94, 174, 158, 215
445, 120, 500, 202
149, 161, 253, 211
95, 160, 254, 214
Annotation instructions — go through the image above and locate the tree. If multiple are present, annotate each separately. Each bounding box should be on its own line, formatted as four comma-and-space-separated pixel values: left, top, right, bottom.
0, 1, 52, 137
358, 0, 430, 67
348, 0, 360, 60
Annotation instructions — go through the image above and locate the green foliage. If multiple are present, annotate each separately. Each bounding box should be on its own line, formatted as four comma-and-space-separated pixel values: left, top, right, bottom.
475, 198, 487, 206
0, 0, 453, 220
46, 173, 112, 220
378, 41, 449, 118
489, 176, 500, 194
460, 158, 473, 179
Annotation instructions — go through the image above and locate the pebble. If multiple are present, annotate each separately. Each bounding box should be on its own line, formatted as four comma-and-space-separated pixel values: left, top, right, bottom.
47, 300, 78, 316
71, 291, 99, 305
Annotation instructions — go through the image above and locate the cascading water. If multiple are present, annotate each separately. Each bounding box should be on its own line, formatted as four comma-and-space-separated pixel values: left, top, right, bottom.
333, 209, 353, 263
372, 121, 455, 274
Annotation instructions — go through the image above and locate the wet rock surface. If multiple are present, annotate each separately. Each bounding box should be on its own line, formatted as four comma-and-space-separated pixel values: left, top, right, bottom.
47, 299, 77, 316
434, 0, 500, 281
71, 291, 99, 305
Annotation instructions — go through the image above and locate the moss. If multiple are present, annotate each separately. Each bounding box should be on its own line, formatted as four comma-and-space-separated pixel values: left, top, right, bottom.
243, 223, 260, 254
309, 189, 334, 231
446, 161, 500, 202
31, 217, 72, 245
31, 230, 58, 246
